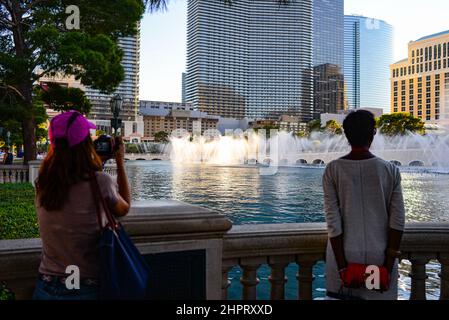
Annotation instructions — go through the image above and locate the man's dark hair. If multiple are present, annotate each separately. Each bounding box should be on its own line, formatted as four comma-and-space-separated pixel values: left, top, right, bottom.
343, 110, 376, 147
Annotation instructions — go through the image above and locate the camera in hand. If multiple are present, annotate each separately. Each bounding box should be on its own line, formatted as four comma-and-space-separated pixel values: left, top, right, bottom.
94, 135, 115, 159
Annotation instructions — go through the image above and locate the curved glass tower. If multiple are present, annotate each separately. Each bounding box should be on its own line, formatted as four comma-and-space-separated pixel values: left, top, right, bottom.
344, 15, 394, 113
186, 0, 313, 121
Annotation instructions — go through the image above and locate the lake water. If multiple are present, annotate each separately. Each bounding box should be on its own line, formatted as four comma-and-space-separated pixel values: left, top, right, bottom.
126, 161, 449, 300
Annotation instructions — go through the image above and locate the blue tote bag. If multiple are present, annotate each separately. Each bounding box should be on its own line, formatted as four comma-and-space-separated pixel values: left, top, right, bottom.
91, 172, 150, 300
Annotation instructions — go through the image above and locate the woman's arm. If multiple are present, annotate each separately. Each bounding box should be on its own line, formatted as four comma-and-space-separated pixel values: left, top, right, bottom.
110, 137, 131, 217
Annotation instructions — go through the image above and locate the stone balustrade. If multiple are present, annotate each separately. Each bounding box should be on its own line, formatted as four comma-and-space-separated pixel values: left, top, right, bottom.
0, 201, 231, 300
0, 165, 29, 184
0, 160, 117, 186
0, 202, 448, 300
103, 164, 118, 177
222, 222, 449, 300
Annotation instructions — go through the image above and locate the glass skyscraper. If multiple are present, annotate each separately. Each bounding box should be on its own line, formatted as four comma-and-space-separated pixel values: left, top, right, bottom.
344, 15, 394, 113
312, 0, 345, 118
185, 0, 313, 121
313, 0, 344, 68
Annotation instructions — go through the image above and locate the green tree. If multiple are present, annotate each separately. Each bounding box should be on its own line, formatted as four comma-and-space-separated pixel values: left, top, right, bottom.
0, 0, 145, 163
377, 113, 426, 136
154, 131, 169, 143
307, 119, 322, 133
0, 93, 48, 149
38, 83, 91, 115
324, 120, 343, 135
125, 143, 139, 154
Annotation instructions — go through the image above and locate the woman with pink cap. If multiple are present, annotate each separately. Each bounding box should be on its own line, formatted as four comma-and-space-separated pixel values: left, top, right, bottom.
33, 111, 131, 300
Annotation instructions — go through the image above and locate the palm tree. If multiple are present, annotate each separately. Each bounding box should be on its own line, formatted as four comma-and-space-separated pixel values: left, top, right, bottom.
146, 0, 290, 11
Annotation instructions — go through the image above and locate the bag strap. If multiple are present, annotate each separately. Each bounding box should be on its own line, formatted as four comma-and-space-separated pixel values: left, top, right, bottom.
90, 171, 118, 231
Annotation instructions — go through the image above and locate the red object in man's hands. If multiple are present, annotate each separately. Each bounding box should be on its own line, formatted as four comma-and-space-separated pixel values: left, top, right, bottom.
340, 264, 391, 291
339, 263, 366, 288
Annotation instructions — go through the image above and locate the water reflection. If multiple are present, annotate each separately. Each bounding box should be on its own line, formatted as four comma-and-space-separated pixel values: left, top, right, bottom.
126, 161, 448, 299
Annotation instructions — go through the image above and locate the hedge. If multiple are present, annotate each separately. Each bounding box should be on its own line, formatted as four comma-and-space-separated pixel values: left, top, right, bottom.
0, 183, 39, 240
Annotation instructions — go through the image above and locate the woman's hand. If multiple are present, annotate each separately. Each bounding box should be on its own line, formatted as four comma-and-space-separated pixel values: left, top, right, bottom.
114, 136, 125, 164
109, 136, 131, 217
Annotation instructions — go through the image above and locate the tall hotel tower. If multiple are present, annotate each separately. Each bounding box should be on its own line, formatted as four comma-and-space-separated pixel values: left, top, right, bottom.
391, 31, 449, 125
185, 0, 313, 121
313, 0, 345, 118
344, 15, 394, 113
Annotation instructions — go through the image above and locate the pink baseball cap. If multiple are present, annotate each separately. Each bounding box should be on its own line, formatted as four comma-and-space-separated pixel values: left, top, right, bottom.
49, 111, 96, 147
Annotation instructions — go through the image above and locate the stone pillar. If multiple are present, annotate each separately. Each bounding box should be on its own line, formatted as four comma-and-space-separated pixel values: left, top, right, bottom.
239, 257, 264, 300
439, 254, 449, 300
221, 259, 236, 300
268, 255, 292, 300
409, 256, 429, 300
296, 258, 316, 300
28, 160, 42, 186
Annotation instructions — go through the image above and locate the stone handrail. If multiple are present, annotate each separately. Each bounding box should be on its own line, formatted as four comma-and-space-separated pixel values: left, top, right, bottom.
222, 222, 449, 300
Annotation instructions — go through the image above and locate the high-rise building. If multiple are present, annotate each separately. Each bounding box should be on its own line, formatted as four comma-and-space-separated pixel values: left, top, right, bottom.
182, 72, 187, 103
313, 64, 346, 118
391, 31, 449, 125
312, 0, 345, 118
139, 100, 219, 138
185, 0, 313, 121
344, 15, 394, 113
86, 33, 141, 122
313, 0, 344, 68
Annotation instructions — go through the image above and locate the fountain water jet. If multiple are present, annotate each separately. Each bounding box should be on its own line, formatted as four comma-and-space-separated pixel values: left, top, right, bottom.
169, 129, 449, 169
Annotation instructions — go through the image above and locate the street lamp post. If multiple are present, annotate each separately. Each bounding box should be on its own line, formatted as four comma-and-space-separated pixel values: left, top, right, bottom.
110, 94, 123, 136
6, 131, 11, 149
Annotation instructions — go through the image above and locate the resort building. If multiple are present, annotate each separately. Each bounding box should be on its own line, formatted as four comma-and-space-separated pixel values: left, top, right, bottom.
344, 15, 394, 113
185, 0, 314, 121
139, 100, 219, 139
391, 30, 449, 125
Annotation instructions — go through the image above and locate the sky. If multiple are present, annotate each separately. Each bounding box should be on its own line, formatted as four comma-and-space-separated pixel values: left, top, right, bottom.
140, 0, 449, 102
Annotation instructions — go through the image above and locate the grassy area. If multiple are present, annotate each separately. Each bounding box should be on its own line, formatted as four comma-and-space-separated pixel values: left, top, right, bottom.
0, 183, 39, 240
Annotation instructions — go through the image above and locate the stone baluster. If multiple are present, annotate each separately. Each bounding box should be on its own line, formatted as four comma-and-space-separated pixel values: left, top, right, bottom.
0, 169, 4, 183
268, 256, 292, 300
240, 257, 265, 300
222, 259, 237, 300
296, 258, 316, 300
409, 256, 429, 300
10, 170, 16, 183
439, 254, 449, 300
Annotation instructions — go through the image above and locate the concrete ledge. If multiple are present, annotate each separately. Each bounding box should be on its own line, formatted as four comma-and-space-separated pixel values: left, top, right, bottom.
125, 200, 232, 242
0, 200, 231, 300
223, 222, 449, 260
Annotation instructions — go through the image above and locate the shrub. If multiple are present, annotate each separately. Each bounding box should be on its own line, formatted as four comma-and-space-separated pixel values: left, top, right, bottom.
0, 183, 39, 240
